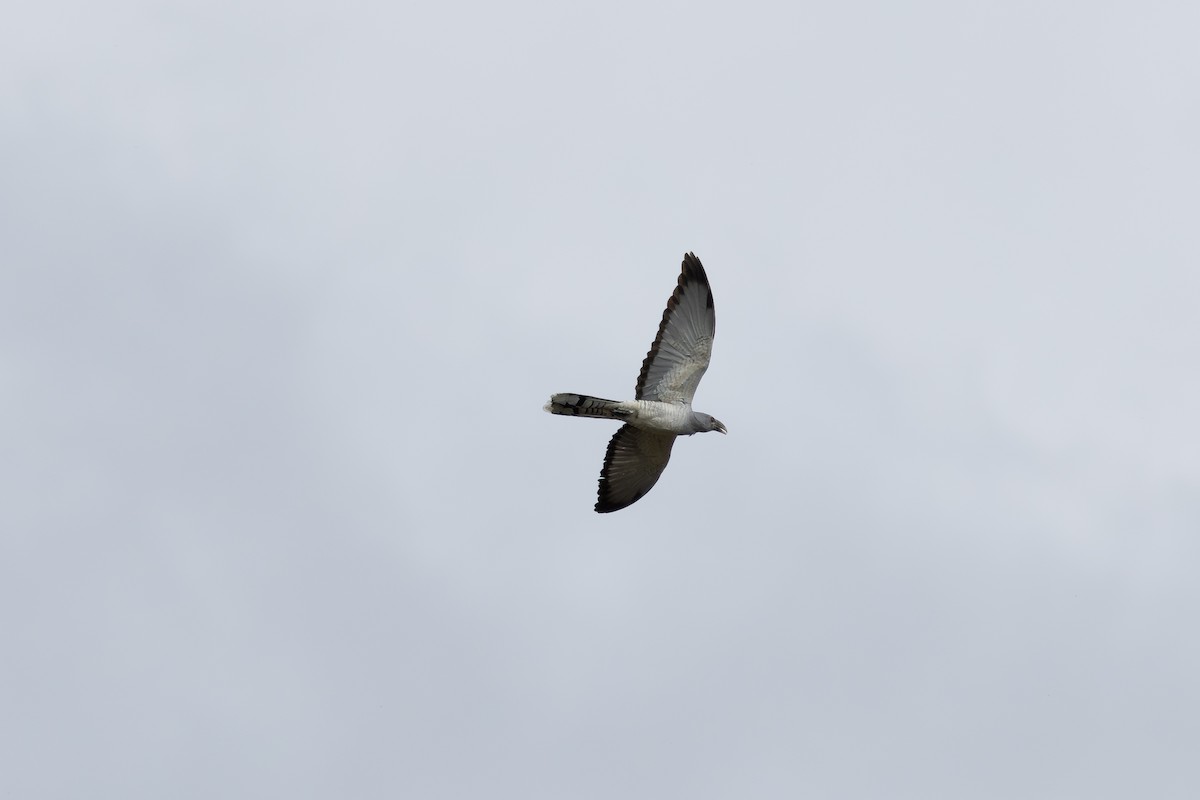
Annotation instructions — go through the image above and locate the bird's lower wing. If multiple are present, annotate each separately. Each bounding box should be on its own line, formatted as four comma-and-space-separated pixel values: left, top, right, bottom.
595, 424, 676, 513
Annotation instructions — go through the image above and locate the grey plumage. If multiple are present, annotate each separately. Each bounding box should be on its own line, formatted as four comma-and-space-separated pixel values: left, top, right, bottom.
545, 252, 726, 513
543, 394, 628, 420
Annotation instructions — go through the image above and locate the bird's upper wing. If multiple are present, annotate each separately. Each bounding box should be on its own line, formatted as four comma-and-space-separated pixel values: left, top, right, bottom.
595, 424, 676, 513
635, 252, 716, 404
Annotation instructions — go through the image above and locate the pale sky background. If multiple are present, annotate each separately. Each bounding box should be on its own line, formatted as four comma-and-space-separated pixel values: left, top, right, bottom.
3, 2, 1199, 798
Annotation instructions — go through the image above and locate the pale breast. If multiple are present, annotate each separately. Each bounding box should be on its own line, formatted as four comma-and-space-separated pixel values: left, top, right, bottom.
629, 400, 694, 434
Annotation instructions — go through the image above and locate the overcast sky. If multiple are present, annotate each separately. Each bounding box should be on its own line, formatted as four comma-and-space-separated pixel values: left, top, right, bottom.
3, 2, 1199, 798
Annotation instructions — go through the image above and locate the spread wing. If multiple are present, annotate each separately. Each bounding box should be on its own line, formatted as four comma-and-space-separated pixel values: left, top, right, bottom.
595, 424, 676, 513
635, 252, 716, 404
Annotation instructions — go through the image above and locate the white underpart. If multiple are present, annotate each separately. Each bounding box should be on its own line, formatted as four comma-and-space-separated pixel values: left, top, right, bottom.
615, 400, 701, 435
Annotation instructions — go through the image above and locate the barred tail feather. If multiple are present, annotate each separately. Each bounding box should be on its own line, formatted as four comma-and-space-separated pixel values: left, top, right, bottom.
544, 393, 625, 419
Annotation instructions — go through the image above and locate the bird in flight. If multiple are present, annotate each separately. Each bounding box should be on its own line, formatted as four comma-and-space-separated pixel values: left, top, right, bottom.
545, 252, 726, 513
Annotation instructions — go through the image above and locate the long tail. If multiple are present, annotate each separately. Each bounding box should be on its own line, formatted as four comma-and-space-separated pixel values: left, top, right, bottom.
544, 393, 627, 419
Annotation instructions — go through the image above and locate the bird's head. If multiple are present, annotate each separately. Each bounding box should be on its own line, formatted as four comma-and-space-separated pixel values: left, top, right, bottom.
702, 414, 727, 434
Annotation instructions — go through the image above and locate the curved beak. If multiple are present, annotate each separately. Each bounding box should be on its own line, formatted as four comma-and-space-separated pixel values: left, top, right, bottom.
715, 420, 727, 435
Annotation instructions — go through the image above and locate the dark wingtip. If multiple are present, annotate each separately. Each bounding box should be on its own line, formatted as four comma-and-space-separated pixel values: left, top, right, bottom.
594, 495, 639, 514
594, 489, 626, 513
681, 252, 710, 294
